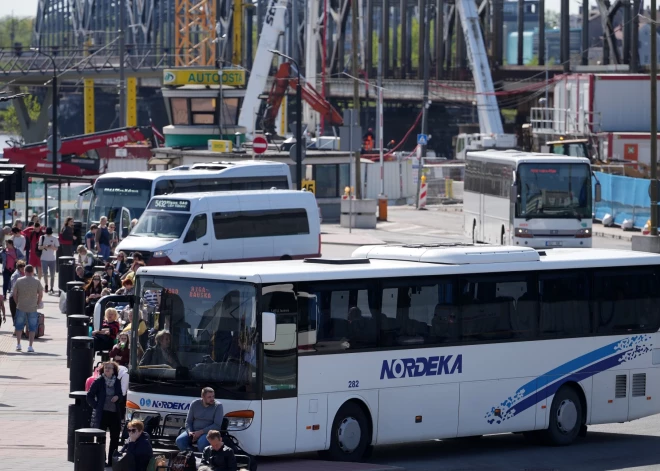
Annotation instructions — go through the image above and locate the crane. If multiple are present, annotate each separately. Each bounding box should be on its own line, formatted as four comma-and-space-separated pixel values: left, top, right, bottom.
237, 0, 288, 138
261, 62, 343, 136
453, 0, 517, 159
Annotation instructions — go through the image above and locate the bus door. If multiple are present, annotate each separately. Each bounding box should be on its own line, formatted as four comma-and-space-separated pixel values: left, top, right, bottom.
260, 285, 299, 454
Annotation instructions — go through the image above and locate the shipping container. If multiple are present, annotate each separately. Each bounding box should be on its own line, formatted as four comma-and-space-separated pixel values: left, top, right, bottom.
552, 74, 660, 134
597, 132, 660, 167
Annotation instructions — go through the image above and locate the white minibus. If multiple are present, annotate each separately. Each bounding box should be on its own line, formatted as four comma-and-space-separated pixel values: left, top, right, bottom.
116, 190, 321, 265
127, 244, 660, 461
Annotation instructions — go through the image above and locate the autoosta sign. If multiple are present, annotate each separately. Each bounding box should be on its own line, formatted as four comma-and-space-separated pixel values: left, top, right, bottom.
163, 69, 246, 87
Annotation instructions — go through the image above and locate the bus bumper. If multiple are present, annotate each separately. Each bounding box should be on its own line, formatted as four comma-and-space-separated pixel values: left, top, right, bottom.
512, 237, 593, 249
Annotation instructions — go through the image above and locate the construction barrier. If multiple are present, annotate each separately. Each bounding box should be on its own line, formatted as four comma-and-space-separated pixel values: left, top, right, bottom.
593, 172, 652, 229
418, 176, 428, 209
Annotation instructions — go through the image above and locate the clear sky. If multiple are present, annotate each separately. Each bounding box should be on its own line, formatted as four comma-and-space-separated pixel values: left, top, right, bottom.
7, 0, 589, 19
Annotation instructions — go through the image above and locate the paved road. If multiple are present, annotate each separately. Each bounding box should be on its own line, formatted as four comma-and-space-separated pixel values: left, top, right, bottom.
321, 207, 660, 471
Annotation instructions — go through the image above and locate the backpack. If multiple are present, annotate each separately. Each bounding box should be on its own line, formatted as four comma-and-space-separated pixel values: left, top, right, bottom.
169, 450, 196, 471
35, 235, 44, 258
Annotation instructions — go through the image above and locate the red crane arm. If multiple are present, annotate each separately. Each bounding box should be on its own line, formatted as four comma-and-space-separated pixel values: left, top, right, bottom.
262, 63, 343, 134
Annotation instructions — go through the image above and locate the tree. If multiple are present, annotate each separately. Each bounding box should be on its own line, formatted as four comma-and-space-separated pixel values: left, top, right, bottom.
0, 89, 41, 137
0, 15, 34, 48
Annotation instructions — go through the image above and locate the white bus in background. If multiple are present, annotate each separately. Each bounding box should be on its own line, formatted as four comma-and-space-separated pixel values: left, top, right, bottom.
117, 190, 321, 265
127, 244, 660, 460
463, 150, 601, 248
80, 160, 292, 236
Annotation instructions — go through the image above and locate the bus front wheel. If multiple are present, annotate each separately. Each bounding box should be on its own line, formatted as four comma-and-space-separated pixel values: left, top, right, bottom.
544, 386, 583, 446
326, 402, 371, 461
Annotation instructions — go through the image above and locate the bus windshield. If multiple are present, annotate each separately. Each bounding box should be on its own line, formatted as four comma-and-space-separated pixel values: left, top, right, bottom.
517, 163, 591, 220
131, 276, 257, 396
131, 211, 191, 238
89, 178, 153, 225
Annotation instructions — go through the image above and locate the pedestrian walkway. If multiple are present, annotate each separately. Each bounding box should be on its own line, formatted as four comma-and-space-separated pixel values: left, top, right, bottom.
0, 275, 403, 471
592, 222, 636, 241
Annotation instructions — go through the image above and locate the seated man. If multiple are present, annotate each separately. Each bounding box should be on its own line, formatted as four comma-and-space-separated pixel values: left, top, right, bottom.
200, 430, 237, 471
175, 387, 224, 452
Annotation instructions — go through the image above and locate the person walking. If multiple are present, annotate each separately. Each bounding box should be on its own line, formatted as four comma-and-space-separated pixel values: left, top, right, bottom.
86, 361, 123, 467
11, 227, 26, 256
175, 387, 224, 452
8, 261, 26, 326
1, 240, 23, 298
59, 216, 77, 257
12, 265, 43, 352
38, 227, 59, 294
85, 224, 98, 252
95, 216, 111, 261
25, 223, 44, 281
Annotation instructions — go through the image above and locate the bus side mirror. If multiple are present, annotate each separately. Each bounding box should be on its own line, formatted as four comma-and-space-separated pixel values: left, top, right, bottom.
595, 182, 602, 202
262, 312, 276, 344
510, 183, 518, 203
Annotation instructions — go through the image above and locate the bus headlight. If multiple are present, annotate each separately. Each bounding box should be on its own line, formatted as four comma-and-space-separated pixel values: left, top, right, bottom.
225, 410, 254, 431
514, 228, 533, 238
575, 228, 592, 238
153, 249, 172, 258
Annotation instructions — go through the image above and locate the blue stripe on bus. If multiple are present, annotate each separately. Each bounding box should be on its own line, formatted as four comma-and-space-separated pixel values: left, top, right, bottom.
507, 350, 628, 420
512, 340, 621, 402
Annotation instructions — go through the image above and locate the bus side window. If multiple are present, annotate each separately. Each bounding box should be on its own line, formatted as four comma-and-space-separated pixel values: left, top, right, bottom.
539, 271, 591, 338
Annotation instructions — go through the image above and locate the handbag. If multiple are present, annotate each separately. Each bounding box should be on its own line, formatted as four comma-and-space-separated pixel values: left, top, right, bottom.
112, 449, 136, 471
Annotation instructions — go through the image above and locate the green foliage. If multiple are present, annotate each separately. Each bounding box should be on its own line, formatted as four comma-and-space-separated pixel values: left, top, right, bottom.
0, 89, 40, 136
0, 15, 34, 48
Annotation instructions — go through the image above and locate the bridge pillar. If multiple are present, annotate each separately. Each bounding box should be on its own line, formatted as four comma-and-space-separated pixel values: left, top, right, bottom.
435, 0, 444, 79
84, 79, 95, 134
11, 86, 51, 144
366, 0, 374, 78
455, 7, 467, 71
383, 0, 391, 78
418, 0, 427, 79
400, 0, 408, 78
538, 0, 545, 66
392, 4, 398, 74
491, 0, 503, 67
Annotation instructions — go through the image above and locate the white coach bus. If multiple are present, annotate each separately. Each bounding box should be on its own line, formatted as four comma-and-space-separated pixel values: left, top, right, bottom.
126, 244, 660, 460
463, 150, 601, 248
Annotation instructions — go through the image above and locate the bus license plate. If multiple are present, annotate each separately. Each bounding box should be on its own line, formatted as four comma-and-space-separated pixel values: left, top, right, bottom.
546, 241, 563, 247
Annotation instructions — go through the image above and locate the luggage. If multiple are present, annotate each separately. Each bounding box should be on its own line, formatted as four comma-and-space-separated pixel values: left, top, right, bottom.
169, 450, 196, 471
22, 313, 45, 339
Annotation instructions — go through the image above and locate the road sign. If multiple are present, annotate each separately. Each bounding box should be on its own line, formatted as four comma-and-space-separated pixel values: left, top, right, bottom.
417, 133, 428, 146
47, 135, 62, 153
253, 136, 268, 154
301, 179, 316, 194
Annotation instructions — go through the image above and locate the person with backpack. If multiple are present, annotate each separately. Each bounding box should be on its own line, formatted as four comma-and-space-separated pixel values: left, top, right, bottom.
95, 216, 111, 261
200, 430, 238, 471
38, 227, 59, 294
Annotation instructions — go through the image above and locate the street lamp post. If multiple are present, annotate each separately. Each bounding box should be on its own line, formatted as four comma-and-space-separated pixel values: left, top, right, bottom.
269, 49, 303, 190
30, 48, 58, 178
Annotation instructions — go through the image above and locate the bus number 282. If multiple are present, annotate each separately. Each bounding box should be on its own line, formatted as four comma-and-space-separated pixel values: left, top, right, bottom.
348, 380, 360, 388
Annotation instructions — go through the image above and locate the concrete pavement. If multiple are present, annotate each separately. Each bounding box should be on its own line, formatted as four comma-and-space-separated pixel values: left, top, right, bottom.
0, 276, 403, 471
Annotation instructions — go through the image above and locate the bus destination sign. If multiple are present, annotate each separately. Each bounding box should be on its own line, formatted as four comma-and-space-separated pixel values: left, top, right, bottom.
148, 199, 191, 212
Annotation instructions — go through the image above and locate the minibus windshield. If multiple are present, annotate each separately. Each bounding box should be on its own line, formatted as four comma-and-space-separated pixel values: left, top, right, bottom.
131, 210, 191, 238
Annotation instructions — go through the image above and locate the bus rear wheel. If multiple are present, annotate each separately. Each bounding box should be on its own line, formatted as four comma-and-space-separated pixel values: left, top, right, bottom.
543, 386, 583, 446
326, 402, 370, 461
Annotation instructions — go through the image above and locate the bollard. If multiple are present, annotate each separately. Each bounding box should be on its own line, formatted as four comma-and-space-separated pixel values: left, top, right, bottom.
58, 256, 75, 292
67, 285, 86, 316
67, 315, 91, 368
70, 336, 94, 392
377, 195, 388, 221
68, 391, 93, 462
74, 428, 106, 471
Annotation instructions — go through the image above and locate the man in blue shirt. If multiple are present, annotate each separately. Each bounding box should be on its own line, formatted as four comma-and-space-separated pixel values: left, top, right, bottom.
85, 224, 98, 252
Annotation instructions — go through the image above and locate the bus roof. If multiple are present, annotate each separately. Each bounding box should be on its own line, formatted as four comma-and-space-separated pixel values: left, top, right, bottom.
150, 189, 312, 201
95, 160, 289, 182
136, 245, 660, 284
467, 149, 590, 165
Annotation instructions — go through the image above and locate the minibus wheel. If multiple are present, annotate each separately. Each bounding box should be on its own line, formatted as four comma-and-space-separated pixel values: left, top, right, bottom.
544, 386, 583, 446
